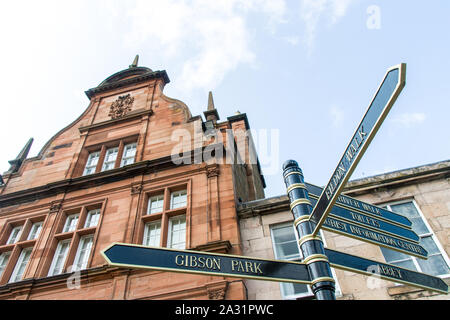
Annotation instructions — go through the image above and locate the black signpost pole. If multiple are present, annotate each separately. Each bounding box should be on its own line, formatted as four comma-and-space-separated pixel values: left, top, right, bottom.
283, 160, 336, 300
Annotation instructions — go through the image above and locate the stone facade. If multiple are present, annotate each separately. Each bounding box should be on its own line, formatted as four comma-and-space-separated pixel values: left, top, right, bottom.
0, 62, 265, 300
238, 160, 450, 300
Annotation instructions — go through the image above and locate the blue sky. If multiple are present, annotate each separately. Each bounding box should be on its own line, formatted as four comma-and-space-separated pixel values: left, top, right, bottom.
1, 1, 449, 198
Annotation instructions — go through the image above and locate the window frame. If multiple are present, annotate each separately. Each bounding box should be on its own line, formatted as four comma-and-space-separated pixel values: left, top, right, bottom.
83, 151, 101, 176
9, 247, 33, 283
101, 146, 119, 172
170, 190, 187, 210
72, 234, 94, 272
6, 226, 23, 245
138, 184, 190, 249
167, 215, 186, 249
120, 142, 137, 167
84, 209, 101, 229
380, 199, 450, 279
147, 194, 165, 215
271, 223, 313, 300
81, 136, 138, 176
63, 213, 80, 233
48, 239, 71, 276
27, 221, 43, 241
0, 214, 47, 285
270, 222, 341, 300
43, 202, 104, 278
0, 251, 11, 278
143, 221, 162, 247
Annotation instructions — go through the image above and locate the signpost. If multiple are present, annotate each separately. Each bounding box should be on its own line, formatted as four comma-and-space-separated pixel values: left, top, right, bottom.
283, 161, 337, 300
100, 64, 449, 300
307, 190, 419, 243
280, 63, 447, 298
102, 243, 312, 285
324, 248, 448, 294
305, 182, 412, 229
321, 215, 427, 259
101, 243, 448, 297
309, 63, 407, 236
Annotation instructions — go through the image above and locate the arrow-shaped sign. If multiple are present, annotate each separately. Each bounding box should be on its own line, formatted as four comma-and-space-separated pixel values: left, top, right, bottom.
305, 182, 412, 229
325, 248, 448, 294
322, 215, 427, 259
101, 243, 447, 294
310, 64, 407, 236
101, 243, 312, 284
306, 187, 419, 243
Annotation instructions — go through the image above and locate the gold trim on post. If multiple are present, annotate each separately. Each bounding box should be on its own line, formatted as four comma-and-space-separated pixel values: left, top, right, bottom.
286, 183, 307, 194
298, 235, 322, 247
311, 277, 335, 285
290, 198, 312, 211
284, 171, 303, 179
302, 254, 329, 265
293, 215, 310, 227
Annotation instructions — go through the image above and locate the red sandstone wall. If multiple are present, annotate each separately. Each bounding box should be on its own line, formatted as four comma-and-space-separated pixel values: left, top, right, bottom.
0, 70, 250, 299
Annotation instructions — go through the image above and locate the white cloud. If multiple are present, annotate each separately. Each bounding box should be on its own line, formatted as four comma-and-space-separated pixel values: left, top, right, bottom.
391, 112, 426, 127
299, 0, 355, 54
119, 0, 287, 92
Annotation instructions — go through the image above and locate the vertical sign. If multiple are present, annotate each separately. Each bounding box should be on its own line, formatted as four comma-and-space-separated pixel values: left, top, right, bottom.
310, 63, 407, 235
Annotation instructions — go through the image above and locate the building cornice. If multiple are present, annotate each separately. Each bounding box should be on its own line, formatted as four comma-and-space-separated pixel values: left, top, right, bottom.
0, 144, 226, 209
343, 160, 450, 196
237, 195, 289, 218
85, 69, 170, 99
227, 113, 250, 130
237, 160, 450, 217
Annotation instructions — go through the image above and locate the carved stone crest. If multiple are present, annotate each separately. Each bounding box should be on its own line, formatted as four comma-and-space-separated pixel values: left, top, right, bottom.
109, 94, 134, 119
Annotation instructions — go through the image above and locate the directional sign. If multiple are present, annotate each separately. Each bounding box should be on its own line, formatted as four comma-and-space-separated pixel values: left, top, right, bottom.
324, 248, 448, 294
102, 243, 311, 284
305, 182, 412, 228
306, 185, 419, 243
309, 64, 407, 236
322, 215, 427, 259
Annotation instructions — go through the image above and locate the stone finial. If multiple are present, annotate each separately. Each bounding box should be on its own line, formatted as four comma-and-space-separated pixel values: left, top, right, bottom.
207, 91, 215, 110
129, 54, 139, 68
203, 91, 220, 123
7, 138, 34, 174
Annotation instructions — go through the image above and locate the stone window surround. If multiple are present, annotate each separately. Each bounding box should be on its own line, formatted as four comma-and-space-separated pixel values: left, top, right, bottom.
41, 201, 105, 278
136, 180, 191, 249
376, 198, 450, 298
80, 135, 139, 177
381, 198, 450, 276
0, 214, 47, 285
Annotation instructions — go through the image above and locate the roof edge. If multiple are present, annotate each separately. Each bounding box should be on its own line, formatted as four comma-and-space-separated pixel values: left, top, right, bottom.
85, 69, 170, 99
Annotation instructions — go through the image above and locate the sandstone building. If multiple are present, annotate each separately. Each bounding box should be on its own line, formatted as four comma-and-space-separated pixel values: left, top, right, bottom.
0, 58, 265, 299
